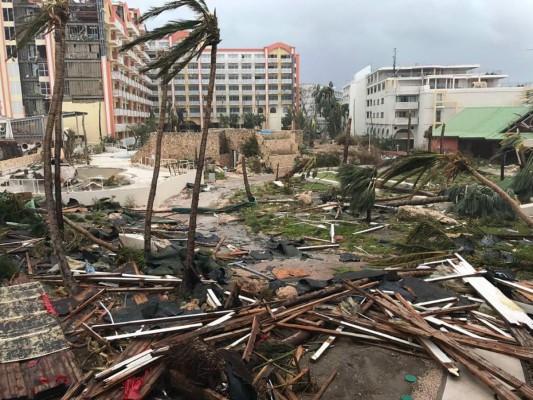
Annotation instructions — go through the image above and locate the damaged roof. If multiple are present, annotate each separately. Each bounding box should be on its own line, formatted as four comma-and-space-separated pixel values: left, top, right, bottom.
433, 105, 533, 140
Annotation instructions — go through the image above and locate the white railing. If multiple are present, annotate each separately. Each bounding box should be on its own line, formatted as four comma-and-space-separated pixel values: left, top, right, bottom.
3, 178, 44, 194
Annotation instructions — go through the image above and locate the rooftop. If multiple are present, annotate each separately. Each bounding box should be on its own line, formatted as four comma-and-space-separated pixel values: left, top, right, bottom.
433, 105, 533, 140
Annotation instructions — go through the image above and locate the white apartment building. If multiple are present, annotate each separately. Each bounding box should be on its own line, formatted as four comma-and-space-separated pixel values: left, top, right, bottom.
343, 64, 529, 148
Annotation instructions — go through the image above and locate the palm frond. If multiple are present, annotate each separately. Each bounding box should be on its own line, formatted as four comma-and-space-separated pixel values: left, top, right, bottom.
404, 220, 455, 251
16, 9, 52, 52
491, 133, 524, 161
139, 0, 208, 23
120, 19, 202, 52
338, 164, 377, 213
440, 183, 517, 220
509, 155, 533, 203
368, 251, 450, 268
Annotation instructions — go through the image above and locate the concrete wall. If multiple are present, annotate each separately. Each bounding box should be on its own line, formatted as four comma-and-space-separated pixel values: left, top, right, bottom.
0, 152, 41, 173
62, 100, 108, 144
63, 169, 196, 208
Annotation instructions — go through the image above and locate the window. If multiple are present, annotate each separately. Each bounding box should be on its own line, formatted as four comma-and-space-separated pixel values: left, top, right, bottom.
216, 95, 225, 102
230, 107, 240, 113
381, 98, 384, 104
436, 109, 442, 122
40, 82, 50, 96
258, 107, 264, 113
381, 112, 384, 118
5, 45, 16, 59
216, 85, 225, 91
229, 95, 239, 101
38, 63, 48, 77
227, 63, 238, 69
228, 54, 239, 59
4, 27, 15, 40
3, 8, 14, 21
270, 107, 276, 113
436, 94, 443, 101
229, 85, 239, 91
366, 111, 370, 118
283, 107, 289, 114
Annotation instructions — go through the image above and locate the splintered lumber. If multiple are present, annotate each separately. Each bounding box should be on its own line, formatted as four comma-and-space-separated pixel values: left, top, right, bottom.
418, 338, 459, 376
451, 254, 533, 329
104, 322, 203, 341
424, 271, 486, 282
296, 244, 339, 251
312, 370, 337, 400
277, 322, 388, 344
229, 262, 275, 281
62, 289, 105, 322
418, 303, 480, 317
494, 278, 533, 296
476, 317, 514, 339
242, 317, 260, 362
352, 224, 389, 235
91, 310, 232, 330
311, 326, 343, 362
61, 371, 94, 400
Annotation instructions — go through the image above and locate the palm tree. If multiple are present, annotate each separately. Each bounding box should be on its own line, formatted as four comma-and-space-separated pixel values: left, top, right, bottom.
339, 164, 377, 222
17, 0, 78, 295
380, 152, 533, 228
314, 82, 341, 138
121, 0, 220, 293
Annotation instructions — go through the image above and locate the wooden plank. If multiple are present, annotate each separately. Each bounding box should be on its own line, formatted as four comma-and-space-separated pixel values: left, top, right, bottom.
312, 370, 337, 400
311, 326, 343, 362
242, 317, 260, 362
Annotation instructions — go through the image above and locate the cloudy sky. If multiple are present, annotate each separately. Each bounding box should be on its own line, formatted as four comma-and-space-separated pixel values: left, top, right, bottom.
125, 0, 533, 89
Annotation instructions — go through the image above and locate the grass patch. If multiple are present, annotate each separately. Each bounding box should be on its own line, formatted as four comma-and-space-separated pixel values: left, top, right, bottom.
331, 265, 357, 275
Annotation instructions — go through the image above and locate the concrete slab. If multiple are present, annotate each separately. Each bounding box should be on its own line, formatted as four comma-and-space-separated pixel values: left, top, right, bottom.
442, 349, 525, 400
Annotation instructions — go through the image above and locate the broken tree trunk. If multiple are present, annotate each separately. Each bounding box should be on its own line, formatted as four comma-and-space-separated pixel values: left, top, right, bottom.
63, 217, 119, 252
376, 195, 450, 207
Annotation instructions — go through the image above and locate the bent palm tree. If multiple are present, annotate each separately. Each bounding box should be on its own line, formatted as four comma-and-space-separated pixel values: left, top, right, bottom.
380, 152, 533, 228
339, 164, 377, 222
17, 0, 78, 294
121, 0, 220, 294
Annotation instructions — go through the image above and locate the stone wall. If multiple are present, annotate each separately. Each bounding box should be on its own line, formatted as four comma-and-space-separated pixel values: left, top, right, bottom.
131, 129, 257, 167
131, 129, 302, 171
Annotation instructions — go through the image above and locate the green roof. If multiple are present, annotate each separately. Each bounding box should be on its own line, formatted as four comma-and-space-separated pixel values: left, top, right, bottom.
433, 106, 533, 140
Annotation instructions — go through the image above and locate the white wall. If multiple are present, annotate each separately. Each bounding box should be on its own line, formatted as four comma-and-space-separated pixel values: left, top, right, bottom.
416, 87, 525, 146
63, 169, 196, 208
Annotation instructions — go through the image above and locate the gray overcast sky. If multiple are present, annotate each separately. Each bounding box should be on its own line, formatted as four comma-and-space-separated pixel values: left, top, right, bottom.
124, 0, 533, 88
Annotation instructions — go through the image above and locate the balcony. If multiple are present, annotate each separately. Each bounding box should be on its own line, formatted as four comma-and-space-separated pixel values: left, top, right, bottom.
115, 123, 127, 132
394, 117, 419, 125
254, 68, 266, 73
395, 86, 420, 95
281, 68, 292, 73
254, 79, 266, 84
281, 79, 293, 84
395, 102, 419, 110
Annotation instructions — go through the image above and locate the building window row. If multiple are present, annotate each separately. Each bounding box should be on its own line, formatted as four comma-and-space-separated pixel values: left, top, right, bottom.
367, 81, 385, 95
367, 98, 384, 106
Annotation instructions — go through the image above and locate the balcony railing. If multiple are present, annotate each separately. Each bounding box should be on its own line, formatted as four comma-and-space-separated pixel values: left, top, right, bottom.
395, 102, 419, 110
394, 117, 419, 125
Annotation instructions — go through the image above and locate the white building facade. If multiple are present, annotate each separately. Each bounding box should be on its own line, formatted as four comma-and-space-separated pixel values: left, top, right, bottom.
343, 64, 529, 148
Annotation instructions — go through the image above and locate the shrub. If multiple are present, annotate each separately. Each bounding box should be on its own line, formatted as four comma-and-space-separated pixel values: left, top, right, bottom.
315, 152, 341, 168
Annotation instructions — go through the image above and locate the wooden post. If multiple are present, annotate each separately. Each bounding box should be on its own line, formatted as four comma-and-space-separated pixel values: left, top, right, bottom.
439, 123, 446, 154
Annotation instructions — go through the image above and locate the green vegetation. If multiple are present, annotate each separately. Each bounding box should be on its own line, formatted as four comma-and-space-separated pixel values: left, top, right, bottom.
241, 135, 260, 157
0, 255, 18, 282
115, 246, 146, 269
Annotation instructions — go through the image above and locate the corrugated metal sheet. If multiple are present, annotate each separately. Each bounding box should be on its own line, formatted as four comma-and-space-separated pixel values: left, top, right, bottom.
433, 106, 533, 140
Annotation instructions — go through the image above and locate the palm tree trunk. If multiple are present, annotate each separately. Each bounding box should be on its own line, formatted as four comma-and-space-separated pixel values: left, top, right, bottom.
143, 81, 169, 255
407, 112, 411, 154
467, 166, 533, 228
342, 135, 349, 164
377, 195, 450, 207
242, 155, 253, 201
82, 113, 89, 165
45, 24, 78, 295
183, 43, 218, 295
54, 113, 64, 232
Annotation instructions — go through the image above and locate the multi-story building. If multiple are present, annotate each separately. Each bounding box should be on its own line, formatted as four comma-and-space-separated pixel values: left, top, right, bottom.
343, 64, 530, 149
0, 0, 154, 141
1, 0, 299, 139
156, 33, 300, 131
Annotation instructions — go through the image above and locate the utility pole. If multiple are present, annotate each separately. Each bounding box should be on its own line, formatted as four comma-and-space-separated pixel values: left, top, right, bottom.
392, 48, 397, 75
